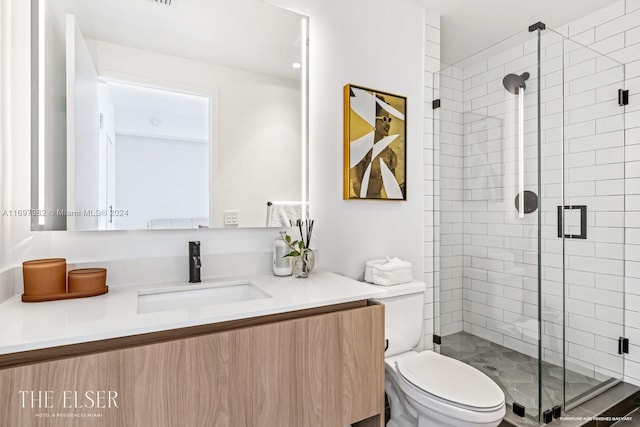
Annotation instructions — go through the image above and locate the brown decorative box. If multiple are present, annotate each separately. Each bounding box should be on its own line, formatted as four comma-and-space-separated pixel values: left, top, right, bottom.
22, 258, 66, 299
21, 260, 108, 302
68, 268, 108, 296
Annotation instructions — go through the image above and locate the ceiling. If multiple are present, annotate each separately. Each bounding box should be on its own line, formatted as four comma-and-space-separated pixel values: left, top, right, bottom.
56, 0, 621, 78
406, 0, 621, 65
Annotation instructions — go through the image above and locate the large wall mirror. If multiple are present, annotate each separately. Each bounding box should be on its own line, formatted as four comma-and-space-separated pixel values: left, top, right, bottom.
31, 0, 309, 231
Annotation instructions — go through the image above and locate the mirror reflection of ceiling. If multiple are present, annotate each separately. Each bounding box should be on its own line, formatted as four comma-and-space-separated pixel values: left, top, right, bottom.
106, 81, 209, 142
63, 0, 302, 80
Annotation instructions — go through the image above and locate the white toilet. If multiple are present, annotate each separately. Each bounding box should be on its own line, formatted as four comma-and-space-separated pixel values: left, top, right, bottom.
375, 281, 506, 427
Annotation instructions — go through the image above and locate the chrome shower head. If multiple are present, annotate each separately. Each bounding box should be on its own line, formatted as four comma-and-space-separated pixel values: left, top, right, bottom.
503, 72, 530, 94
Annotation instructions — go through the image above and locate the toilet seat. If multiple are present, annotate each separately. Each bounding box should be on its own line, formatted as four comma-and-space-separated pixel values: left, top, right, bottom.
394, 351, 504, 411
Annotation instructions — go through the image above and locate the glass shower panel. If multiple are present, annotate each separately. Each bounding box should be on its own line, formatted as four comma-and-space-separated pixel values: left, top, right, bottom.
436, 24, 627, 425
560, 33, 626, 410
436, 29, 543, 421
538, 28, 569, 418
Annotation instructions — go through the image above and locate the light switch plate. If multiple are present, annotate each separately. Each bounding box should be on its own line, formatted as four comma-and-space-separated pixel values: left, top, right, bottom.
223, 210, 239, 226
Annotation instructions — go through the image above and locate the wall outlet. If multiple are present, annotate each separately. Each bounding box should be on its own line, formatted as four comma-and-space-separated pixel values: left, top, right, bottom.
223, 210, 239, 227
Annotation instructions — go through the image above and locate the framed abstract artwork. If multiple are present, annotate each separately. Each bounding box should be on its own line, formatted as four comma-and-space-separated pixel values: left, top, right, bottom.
343, 84, 407, 200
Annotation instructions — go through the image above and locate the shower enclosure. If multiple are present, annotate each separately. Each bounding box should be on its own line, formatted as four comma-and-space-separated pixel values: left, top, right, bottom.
433, 23, 626, 423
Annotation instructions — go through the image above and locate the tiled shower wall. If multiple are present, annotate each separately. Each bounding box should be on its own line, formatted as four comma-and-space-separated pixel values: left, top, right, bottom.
551, 38, 626, 381
565, 0, 640, 387
423, 13, 441, 351
459, 32, 627, 382
538, 0, 640, 387
436, 66, 464, 336
458, 37, 543, 361
437, 0, 640, 385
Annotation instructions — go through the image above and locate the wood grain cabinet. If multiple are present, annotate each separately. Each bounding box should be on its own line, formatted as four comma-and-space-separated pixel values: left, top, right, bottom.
0, 302, 384, 427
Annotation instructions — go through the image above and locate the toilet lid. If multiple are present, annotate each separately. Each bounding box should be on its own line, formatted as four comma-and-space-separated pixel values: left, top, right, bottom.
396, 351, 504, 409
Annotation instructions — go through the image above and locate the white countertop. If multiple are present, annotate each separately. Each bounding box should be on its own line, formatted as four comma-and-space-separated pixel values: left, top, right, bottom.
0, 270, 386, 355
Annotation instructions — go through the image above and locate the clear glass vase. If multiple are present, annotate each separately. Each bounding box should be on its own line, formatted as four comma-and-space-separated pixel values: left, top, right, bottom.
293, 250, 315, 278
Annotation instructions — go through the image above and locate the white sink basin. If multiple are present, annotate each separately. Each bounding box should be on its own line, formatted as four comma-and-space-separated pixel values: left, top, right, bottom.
137, 280, 272, 314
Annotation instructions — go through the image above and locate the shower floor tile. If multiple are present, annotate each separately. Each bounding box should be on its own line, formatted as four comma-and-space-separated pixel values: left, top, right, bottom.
440, 331, 611, 420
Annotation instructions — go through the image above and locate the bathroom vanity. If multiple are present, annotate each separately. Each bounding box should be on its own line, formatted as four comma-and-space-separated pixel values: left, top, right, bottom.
0, 271, 386, 427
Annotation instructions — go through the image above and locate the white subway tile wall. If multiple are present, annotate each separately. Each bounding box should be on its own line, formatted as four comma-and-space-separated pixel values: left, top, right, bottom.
567, 0, 640, 388
424, 13, 440, 350
436, 64, 464, 337
434, 0, 640, 387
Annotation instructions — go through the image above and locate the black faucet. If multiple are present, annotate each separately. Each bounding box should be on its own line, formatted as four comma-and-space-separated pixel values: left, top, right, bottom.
189, 241, 201, 283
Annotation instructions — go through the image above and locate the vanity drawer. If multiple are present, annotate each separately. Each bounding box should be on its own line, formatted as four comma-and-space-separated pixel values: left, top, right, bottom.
0, 302, 385, 427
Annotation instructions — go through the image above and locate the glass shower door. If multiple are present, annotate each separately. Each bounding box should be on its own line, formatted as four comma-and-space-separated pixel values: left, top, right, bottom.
435, 28, 544, 421
537, 26, 626, 419
560, 32, 626, 411
537, 27, 567, 420
435, 24, 627, 424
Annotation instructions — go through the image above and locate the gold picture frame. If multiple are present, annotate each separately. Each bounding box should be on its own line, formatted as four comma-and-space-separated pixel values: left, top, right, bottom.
343, 84, 407, 200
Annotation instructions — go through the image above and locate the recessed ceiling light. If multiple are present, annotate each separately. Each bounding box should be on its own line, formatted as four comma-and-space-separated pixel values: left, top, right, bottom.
291, 62, 302, 69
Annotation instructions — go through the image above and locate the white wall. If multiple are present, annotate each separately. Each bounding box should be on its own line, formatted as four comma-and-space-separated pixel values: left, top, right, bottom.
269, 0, 429, 280
115, 135, 209, 229
269, 0, 440, 349
218, 81, 301, 228
0, 0, 6, 269
1, 0, 435, 291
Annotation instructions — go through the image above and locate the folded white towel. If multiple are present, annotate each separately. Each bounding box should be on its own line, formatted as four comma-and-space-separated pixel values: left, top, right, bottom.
364, 257, 413, 286
266, 201, 308, 227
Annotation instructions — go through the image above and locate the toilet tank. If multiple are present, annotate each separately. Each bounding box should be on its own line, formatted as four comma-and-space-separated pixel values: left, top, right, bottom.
373, 281, 426, 356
